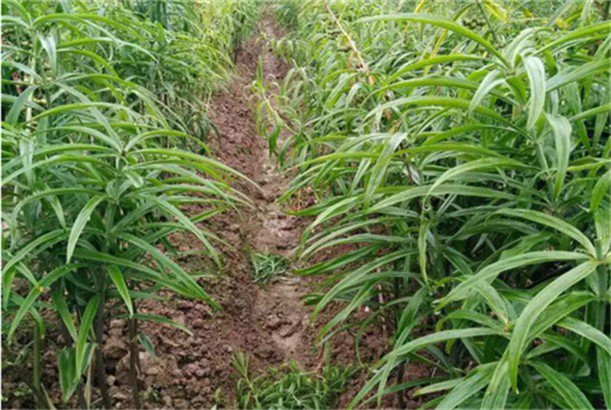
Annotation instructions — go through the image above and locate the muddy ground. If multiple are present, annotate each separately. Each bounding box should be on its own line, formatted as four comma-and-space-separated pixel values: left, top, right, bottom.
3, 14, 430, 410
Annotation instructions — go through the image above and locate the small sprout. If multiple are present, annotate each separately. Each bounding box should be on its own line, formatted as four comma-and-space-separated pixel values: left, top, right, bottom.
249, 251, 289, 284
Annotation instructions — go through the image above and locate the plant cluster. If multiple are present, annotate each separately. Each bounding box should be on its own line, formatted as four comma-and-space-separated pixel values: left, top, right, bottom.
269, 0, 610, 408
1, 0, 257, 408
250, 250, 290, 284
233, 352, 354, 409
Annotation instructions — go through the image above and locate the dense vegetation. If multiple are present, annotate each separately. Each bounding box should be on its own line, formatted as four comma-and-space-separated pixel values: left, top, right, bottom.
267, 0, 610, 408
2, 0, 610, 409
2, 0, 256, 407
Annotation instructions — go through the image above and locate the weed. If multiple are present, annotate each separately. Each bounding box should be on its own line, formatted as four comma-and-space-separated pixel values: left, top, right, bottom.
250, 251, 290, 284
233, 352, 354, 409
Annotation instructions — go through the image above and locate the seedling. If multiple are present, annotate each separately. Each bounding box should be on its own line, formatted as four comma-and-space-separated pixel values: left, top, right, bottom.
249, 251, 289, 284
233, 352, 354, 409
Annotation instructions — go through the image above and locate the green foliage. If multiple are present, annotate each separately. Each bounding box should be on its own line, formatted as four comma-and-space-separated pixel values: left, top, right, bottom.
1, 0, 257, 406
233, 352, 354, 409
270, 0, 610, 408
250, 251, 289, 284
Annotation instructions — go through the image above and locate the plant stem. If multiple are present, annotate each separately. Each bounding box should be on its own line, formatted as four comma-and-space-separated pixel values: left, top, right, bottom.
94, 299, 111, 409
127, 313, 141, 409
32, 321, 43, 408
323, 0, 370, 73
396, 361, 406, 409
475, 0, 500, 44
393, 276, 406, 409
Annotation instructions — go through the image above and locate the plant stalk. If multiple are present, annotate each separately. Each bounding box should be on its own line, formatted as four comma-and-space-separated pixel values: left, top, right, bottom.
32, 321, 43, 409
323, 0, 370, 74
94, 300, 111, 409
475, 0, 500, 44
127, 315, 141, 409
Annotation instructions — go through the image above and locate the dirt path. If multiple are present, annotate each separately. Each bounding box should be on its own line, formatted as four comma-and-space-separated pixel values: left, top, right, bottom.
207, 16, 314, 367
105, 14, 318, 410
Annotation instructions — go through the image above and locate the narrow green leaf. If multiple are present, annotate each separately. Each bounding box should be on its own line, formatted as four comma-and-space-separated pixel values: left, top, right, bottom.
529, 361, 593, 409
66, 196, 106, 263
597, 347, 611, 409
523, 55, 546, 130
107, 265, 133, 316
389, 327, 502, 359
426, 157, 525, 196
75, 295, 100, 377
434, 363, 496, 409
6, 86, 37, 124
441, 251, 588, 307
546, 114, 571, 200
58, 348, 77, 402
114, 313, 193, 335
121, 233, 219, 309
8, 264, 79, 342
546, 58, 611, 92
590, 170, 610, 212
558, 317, 611, 356
359, 13, 508, 66
418, 219, 430, 286
481, 358, 510, 409
50, 289, 78, 343
139, 334, 157, 359
498, 209, 596, 256
468, 70, 504, 115
3, 229, 67, 275
507, 261, 599, 390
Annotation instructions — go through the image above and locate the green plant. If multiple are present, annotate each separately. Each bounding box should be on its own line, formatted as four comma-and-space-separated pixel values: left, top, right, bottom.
271, 0, 610, 408
1, 0, 257, 407
252, 57, 285, 158
233, 352, 354, 409
250, 251, 290, 284
113, 0, 260, 143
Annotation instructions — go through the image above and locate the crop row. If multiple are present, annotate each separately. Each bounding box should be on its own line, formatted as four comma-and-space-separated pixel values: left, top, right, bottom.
268, 0, 610, 408
1, 1, 257, 407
